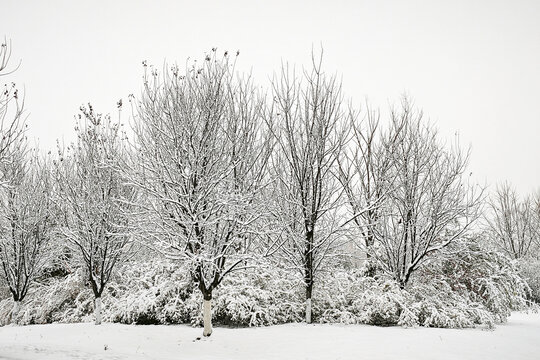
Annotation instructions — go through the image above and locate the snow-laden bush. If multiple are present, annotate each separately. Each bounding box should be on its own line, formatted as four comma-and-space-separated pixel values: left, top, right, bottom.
315, 272, 490, 328
0, 259, 303, 327
104, 260, 198, 325
405, 280, 495, 328
0, 260, 198, 326
398, 237, 528, 328
0, 269, 94, 326
419, 237, 529, 322
0, 239, 530, 329
519, 258, 540, 303
106, 261, 304, 327
212, 266, 304, 326
316, 237, 529, 328
316, 273, 405, 326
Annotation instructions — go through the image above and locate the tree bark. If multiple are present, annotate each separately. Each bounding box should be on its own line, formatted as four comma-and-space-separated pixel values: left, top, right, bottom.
365, 230, 377, 277
305, 298, 312, 324
11, 300, 20, 324
202, 293, 212, 337
94, 297, 102, 325
305, 227, 314, 324
305, 284, 313, 324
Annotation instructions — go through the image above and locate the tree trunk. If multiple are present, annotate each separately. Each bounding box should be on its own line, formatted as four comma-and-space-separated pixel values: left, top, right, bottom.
305, 298, 312, 324
305, 226, 314, 324
94, 296, 102, 325
305, 284, 313, 324
202, 293, 212, 337
365, 232, 377, 277
11, 300, 20, 324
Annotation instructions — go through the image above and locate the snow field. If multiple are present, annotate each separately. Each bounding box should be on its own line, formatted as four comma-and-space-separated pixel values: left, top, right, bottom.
0, 312, 539, 360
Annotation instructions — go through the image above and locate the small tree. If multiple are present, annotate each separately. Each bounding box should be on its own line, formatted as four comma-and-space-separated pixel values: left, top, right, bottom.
485, 183, 537, 259
54, 104, 136, 325
267, 54, 348, 323
133, 51, 271, 336
0, 148, 53, 323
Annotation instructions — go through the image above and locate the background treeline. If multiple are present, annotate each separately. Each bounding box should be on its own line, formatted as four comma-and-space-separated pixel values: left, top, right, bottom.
0, 44, 538, 335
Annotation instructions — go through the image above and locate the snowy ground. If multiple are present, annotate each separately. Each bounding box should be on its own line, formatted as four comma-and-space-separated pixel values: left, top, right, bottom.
1, 312, 539, 360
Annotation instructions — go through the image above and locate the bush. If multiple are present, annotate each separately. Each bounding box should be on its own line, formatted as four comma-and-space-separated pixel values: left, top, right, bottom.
316, 237, 530, 329
315, 272, 495, 328
105, 260, 198, 325
519, 258, 540, 303
316, 273, 405, 326
213, 266, 304, 326
412, 237, 529, 326
107, 261, 304, 327
0, 269, 93, 326
0, 239, 531, 329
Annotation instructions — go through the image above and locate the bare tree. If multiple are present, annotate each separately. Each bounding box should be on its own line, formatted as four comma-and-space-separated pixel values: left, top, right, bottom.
132, 50, 271, 336
0, 38, 26, 172
267, 54, 348, 323
336, 104, 402, 276
372, 99, 483, 287
485, 183, 537, 259
0, 38, 51, 324
0, 147, 53, 323
54, 104, 136, 325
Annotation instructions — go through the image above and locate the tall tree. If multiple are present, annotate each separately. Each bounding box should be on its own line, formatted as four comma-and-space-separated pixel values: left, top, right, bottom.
54, 104, 136, 325
372, 99, 483, 287
337, 104, 401, 276
268, 54, 348, 323
0, 38, 51, 324
133, 50, 271, 336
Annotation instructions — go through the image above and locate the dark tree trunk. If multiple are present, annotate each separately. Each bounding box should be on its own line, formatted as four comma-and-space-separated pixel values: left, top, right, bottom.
305, 228, 314, 324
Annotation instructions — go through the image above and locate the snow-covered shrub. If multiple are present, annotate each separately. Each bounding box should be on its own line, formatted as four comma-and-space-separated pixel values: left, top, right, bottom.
0, 237, 530, 330
0, 269, 93, 326
0, 258, 306, 327
104, 260, 198, 325
518, 258, 540, 303
349, 279, 407, 326
315, 272, 500, 329
212, 266, 304, 326
316, 272, 406, 326
414, 237, 529, 326
316, 236, 529, 329
405, 280, 495, 328
106, 260, 304, 327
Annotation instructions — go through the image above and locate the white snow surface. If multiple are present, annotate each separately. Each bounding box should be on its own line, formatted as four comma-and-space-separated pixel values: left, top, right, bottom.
1, 312, 539, 360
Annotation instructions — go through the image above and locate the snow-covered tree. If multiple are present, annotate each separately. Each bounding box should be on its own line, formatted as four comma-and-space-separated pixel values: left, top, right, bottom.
0, 147, 53, 324
0, 38, 26, 182
54, 104, 136, 325
372, 99, 483, 287
267, 54, 348, 323
0, 38, 52, 324
336, 104, 400, 276
485, 183, 538, 259
132, 51, 271, 336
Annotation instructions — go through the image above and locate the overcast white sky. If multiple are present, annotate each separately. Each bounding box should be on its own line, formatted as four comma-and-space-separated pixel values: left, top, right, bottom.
4, 0, 540, 195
